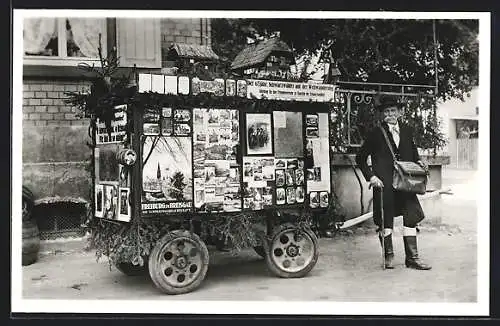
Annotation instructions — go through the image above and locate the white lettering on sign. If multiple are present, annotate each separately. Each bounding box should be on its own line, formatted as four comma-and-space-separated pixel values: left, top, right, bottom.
246, 79, 336, 102
141, 201, 192, 211
96, 105, 128, 144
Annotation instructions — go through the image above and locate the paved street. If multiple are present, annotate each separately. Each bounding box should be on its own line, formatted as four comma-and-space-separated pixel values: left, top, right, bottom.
21, 168, 479, 302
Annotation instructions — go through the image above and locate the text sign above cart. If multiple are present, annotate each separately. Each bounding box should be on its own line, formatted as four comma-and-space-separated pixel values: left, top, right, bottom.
246, 79, 336, 102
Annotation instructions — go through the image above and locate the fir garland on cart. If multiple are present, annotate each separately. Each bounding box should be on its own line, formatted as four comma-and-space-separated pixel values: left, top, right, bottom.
86, 207, 332, 268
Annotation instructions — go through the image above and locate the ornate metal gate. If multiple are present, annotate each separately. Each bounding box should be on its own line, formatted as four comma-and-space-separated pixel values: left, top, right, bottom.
331, 81, 438, 153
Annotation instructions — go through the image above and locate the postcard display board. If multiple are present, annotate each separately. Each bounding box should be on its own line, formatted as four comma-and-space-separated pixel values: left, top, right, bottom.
192, 108, 241, 213
242, 110, 331, 210
136, 74, 333, 217
141, 106, 242, 216
94, 105, 132, 222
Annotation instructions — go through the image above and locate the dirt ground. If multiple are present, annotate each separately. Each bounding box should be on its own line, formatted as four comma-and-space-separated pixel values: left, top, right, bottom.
21, 169, 478, 302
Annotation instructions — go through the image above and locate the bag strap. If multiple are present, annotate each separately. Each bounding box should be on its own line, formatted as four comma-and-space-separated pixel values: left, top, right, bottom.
379, 125, 397, 161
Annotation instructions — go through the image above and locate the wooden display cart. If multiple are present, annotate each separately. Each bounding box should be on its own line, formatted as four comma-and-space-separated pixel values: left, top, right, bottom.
92, 73, 337, 294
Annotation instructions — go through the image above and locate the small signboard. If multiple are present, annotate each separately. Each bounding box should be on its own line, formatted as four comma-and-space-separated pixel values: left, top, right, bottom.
96, 105, 128, 144
246, 79, 336, 102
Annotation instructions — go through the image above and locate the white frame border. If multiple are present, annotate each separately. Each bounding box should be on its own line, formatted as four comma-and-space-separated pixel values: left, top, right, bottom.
12, 9, 490, 317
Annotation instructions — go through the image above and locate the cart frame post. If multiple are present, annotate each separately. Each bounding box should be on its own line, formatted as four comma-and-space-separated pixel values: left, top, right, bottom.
379, 189, 385, 270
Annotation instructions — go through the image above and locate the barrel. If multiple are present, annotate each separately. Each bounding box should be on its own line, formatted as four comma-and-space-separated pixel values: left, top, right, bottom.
22, 185, 34, 203
22, 185, 35, 221
22, 219, 40, 266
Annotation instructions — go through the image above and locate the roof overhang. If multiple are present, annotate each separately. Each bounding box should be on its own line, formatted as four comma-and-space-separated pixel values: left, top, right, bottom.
168, 43, 220, 61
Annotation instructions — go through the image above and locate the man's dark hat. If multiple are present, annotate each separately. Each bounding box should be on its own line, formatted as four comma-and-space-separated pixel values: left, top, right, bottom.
375, 95, 402, 111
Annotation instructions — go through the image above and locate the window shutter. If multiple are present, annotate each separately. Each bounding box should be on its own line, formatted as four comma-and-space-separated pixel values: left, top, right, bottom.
116, 18, 161, 68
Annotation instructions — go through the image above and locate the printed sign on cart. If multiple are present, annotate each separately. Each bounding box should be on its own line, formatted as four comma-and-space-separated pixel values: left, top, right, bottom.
243, 156, 275, 210
192, 108, 242, 213
95, 182, 131, 221
246, 113, 273, 155
118, 187, 131, 222
102, 183, 119, 220
96, 105, 127, 144
141, 136, 193, 215
305, 112, 331, 208
274, 158, 305, 205
94, 184, 104, 218
173, 109, 192, 136
273, 111, 304, 158
246, 79, 336, 102
143, 111, 161, 135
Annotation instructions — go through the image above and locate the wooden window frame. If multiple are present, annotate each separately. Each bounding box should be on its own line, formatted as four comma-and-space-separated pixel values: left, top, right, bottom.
23, 18, 108, 67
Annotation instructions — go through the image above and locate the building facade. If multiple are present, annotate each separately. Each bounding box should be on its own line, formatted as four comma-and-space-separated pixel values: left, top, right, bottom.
436, 87, 479, 169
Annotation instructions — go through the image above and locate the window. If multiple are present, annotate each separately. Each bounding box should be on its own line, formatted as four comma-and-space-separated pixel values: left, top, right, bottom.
23, 17, 107, 65
456, 119, 478, 139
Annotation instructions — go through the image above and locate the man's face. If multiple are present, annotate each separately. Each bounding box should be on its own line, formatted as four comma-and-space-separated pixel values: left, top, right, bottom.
382, 105, 400, 125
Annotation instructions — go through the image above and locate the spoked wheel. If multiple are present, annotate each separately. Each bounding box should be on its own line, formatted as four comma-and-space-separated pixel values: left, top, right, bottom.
148, 230, 209, 295
265, 223, 319, 278
115, 260, 149, 276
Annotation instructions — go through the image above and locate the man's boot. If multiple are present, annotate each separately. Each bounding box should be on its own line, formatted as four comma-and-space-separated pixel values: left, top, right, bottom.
403, 234, 432, 270
379, 229, 394, 269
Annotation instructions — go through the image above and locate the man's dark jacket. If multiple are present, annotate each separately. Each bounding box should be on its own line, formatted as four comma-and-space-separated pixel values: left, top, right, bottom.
355, 121, 425, 228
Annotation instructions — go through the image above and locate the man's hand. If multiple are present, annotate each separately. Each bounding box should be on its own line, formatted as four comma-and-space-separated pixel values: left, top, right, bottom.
369, 176, 384, 189
417, 160, 429, 174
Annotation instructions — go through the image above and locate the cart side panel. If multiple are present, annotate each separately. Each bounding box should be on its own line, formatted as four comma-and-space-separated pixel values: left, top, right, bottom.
131, 75, 336, 219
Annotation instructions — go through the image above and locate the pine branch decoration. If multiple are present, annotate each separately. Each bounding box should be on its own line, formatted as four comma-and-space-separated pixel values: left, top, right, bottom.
63, 34, 136, 142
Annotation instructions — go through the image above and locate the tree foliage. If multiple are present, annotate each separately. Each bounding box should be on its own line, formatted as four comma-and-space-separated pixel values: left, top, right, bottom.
171, 171, 187, 201
211, 18, 478, 101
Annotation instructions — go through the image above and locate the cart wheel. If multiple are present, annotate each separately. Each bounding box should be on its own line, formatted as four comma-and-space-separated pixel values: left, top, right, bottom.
252, 223, 268, 259
115, 261, 149, 276
253, 246, 266, 259
265, 223, 319, 278
148, 230, 209, 295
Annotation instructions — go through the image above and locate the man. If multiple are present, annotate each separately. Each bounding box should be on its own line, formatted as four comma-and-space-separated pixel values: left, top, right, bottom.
356, 95, 431, 270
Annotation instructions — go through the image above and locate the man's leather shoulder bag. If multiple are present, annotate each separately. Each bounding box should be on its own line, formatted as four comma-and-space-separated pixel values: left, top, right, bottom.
380, 125, 428, 195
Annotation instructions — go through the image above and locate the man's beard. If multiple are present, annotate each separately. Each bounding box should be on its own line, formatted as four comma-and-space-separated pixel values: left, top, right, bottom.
384, 118, 397, 125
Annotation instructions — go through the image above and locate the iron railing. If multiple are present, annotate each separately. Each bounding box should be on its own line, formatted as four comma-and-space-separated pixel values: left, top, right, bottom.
333, 81, 437, 149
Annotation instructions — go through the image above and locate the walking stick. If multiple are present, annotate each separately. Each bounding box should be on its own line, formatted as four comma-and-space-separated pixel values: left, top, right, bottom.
379, 188, 385, 270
